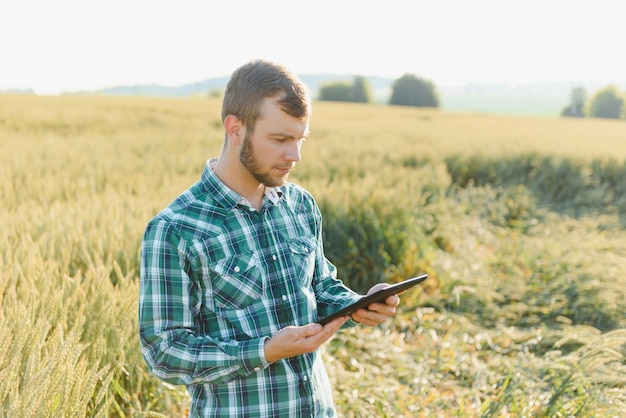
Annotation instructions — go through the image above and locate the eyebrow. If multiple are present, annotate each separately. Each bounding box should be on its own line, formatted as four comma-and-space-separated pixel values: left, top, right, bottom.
269, 130, 309, 140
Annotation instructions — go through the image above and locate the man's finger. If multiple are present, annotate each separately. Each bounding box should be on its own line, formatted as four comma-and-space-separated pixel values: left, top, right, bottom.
300, 323, 323, 337
386, 294, 400, 306
322, 316, 349, 331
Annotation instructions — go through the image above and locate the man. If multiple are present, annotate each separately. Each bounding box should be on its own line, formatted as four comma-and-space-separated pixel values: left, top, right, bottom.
139, 59, 401, 417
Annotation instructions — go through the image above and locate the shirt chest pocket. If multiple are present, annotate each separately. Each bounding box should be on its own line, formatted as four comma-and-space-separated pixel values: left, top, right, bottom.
288, 236, 317, 286
208, 253, 264, 310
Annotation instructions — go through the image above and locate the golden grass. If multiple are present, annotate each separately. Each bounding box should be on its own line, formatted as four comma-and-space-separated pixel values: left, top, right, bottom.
305, 101, 626, 161
1, 94, 625, 417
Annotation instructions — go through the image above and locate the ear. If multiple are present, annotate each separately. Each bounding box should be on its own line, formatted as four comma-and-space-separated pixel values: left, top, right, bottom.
224, 115, 245, 146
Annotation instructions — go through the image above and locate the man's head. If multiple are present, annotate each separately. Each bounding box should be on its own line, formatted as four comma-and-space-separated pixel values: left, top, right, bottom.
217, 60, 311, 190
221, 59, 311, 137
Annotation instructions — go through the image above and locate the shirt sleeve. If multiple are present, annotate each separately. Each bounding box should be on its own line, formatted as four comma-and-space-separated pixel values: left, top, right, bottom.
138, 218, 270, 386
308, 203, 363, 324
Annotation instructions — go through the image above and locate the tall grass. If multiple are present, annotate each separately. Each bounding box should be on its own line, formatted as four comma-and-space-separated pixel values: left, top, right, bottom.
1, 94, 625, 416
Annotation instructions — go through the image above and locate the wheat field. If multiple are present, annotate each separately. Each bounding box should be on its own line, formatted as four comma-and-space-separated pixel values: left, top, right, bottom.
1, 94, 626, 417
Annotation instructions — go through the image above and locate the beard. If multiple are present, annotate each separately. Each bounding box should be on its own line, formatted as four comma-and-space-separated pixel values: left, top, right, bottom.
239, 133, 287, 188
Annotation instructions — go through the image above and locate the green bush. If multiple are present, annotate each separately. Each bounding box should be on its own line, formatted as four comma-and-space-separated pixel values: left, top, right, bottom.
318, 76, 371, 103
585, 85, 624, 119
319, 195, 418, 292
389, 74, 439, 108
445, 153, 626, 218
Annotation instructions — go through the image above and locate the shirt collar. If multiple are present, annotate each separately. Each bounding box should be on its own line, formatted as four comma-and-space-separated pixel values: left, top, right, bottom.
202, 158, 283, 209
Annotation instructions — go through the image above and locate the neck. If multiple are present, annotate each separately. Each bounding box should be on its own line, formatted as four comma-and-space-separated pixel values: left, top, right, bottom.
237, 182, 265, 211
212, 157, 265, 210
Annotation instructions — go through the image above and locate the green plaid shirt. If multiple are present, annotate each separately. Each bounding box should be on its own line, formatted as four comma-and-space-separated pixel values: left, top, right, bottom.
139, 160, 361, 417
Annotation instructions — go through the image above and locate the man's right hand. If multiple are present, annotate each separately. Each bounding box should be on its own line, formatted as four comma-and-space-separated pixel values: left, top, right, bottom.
263, 316, 348, 363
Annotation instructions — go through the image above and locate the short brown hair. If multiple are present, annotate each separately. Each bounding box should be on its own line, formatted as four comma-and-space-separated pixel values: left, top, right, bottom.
221, 60, 311, 132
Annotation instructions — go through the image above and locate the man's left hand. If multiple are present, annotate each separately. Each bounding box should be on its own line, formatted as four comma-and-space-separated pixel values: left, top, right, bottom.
350, 283, 400, 326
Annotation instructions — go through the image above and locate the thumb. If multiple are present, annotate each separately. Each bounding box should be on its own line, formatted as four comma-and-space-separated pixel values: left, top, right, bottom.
302, 323, 323, 336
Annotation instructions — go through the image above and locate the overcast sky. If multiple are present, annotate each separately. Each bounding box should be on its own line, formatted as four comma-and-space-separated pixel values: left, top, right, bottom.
1, 0, 624, 94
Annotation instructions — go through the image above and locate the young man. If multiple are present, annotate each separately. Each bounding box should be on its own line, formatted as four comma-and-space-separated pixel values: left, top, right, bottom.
139, 59, 401, 417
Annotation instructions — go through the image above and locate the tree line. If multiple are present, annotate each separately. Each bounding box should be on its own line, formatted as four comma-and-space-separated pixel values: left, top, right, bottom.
318, 74, 439, 108
562, 85, 626, 120
318, 75, 626, 121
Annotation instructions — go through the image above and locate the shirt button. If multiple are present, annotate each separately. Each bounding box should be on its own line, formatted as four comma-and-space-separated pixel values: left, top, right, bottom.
272, 255, 277, 261
254, 367, 260, 371
303, 375, 309, 382
234, 266, 240, 272
282, 295, 287, 301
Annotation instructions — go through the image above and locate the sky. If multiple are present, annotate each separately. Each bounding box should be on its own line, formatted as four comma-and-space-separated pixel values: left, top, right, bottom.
1, 0, 625, 95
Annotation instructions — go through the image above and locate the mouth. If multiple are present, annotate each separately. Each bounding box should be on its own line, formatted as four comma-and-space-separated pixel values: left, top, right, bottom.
275, 166, 292, 176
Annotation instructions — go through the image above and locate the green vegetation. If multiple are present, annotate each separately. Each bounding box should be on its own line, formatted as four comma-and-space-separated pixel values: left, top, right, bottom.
563, 84, 626, 120
1, 94, 625, 417
317, 73, 439, 108
318, 76, 372, 103
561, 86, 586, 118
586, 85, 625, 119
389, 74, 440, 108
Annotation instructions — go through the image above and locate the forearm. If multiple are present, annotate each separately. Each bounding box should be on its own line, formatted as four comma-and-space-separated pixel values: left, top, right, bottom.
139, 325, 270, 385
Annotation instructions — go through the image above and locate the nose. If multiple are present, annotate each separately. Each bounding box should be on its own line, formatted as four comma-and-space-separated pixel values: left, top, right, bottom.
285, 140, 302, 162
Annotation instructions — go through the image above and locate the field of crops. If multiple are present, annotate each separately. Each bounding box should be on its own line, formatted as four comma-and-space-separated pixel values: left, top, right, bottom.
1, 94, 626, 417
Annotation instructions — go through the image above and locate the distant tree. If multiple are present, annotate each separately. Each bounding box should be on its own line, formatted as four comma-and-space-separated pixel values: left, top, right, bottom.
351, 76, 371, 103
585, 85, 624, 119
389, 74, 439, 108
561, 86, 586, 118
319, 81, 353, 102
318, 77, 371, 103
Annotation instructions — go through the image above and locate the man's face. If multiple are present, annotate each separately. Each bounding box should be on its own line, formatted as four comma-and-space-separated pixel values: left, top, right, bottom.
239, 98, 309, 188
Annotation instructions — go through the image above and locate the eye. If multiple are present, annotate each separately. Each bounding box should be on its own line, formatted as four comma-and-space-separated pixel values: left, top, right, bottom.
270, 136, 287, 143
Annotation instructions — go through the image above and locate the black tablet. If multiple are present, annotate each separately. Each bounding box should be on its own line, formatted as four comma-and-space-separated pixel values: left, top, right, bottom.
316, 274, 428, 325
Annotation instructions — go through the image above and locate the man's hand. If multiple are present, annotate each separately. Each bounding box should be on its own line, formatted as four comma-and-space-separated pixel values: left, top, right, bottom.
264, 316, 348, 363
350, 283, 400, 326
